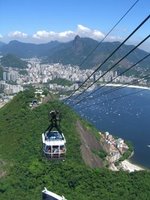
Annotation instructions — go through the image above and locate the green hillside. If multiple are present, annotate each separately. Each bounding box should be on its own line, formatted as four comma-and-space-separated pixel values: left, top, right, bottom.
0, 54, 27, 68
0, 90, 150, 200
48, 78, 73, 86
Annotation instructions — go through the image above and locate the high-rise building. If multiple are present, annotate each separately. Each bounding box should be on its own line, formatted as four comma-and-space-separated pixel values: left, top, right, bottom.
3, 72, 7, 81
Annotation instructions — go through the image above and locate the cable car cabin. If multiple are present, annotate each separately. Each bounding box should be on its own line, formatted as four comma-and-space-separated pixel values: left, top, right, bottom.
42, 188, 66, 200
42, 130, 66, 159
42, 110, 66, 159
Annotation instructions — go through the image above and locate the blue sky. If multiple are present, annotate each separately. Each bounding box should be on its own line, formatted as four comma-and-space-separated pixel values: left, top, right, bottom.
0, 0, 149, 51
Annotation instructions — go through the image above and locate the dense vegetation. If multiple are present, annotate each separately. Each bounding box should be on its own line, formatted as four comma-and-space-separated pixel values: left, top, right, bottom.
0, 90, 150, 200
98, 150, 108, 160
0, 54, 27, 68
118, 141, 134, 162
48, 78, 73, 86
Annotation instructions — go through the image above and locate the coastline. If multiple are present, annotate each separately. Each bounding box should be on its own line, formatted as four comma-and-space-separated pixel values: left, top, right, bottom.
119, 159, 144, 172
99, 132, 146, 172
103, 83, 150, 90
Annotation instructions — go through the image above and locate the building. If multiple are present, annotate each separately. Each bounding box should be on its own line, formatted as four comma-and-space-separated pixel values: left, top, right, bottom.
3, 69, 18, 82
100, 132, 129, 163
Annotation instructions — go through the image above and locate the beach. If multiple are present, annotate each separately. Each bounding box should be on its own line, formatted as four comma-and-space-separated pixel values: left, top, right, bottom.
119, 159, 144, 172
109, 159, 145, 172
104, 83, 150, 90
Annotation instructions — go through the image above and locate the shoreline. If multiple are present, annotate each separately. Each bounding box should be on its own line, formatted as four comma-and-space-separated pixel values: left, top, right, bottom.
99, 132, 146, 172
102, 83, 150, 90
119, 159, 144, 172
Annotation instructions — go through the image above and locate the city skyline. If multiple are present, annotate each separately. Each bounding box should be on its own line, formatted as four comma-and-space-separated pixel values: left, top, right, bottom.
0, 0, 150, 51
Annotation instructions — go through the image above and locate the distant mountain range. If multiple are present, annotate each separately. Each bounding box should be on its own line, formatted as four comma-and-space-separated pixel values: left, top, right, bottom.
0, 36, 149, 73
0, 41, 6, 48
0, 40, 60, 58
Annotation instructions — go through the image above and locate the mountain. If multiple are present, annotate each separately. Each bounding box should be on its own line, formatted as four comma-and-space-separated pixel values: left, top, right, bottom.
0, 40, 60, 58
0, 41, 5, 49
0, 90, 150, 199
46, 36, 150, 71
0, 36, 149, 73
0, 54, 28, 68
46, 35, 99, 67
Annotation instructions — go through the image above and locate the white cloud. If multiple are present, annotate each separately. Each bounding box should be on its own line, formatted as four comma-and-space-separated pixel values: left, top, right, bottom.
8, 31, 28, 38
93, 30, 105, 38
33, 30, 75, 42
77, 24, 105, 40
32, 25, 105, 42
4, 25, 126, 44
58, 31, 74, 38
1, 25, 148, 52
33, 30, 56, 39
77, 24, 91, 33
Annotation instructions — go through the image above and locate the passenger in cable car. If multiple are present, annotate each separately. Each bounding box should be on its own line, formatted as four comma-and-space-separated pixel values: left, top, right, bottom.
48, 147, 51, 153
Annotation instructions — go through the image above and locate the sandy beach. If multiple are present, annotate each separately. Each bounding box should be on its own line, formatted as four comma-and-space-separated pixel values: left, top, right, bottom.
119, 159, 144, 172
104, 83, 150, 90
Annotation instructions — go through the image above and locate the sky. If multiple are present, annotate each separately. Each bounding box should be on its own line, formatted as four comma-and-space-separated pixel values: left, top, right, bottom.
0, 0, 150, 51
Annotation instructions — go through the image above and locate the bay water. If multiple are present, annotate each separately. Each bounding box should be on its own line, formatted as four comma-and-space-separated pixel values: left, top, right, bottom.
73, 87, 150, 169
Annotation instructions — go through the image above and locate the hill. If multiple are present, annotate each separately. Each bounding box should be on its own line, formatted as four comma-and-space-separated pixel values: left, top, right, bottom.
0, 40, 60, 58
0, 42, 5, 49
0, 37, 149, 74
0, 90, 150, 199
46, 36, 150, 72
0, 54, 28, 68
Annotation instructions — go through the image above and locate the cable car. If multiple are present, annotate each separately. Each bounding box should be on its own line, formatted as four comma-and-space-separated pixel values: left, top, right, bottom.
29, 99, 38, 108
42, 187, 66, 200
42, 110, 66, 159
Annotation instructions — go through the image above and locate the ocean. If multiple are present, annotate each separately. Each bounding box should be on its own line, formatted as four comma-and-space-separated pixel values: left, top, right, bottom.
72, 86, 150, 169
